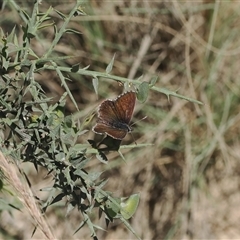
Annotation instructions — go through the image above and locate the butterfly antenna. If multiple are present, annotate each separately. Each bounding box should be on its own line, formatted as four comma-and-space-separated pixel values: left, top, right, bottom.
130, 116, 147, 145
131, 116, 147, 127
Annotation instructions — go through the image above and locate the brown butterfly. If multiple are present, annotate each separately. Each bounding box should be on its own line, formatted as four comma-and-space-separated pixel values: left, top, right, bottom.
92, 92, 136, 140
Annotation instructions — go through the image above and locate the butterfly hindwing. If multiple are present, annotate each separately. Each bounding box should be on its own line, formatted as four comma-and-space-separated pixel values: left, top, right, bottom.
93, 122, 127, 139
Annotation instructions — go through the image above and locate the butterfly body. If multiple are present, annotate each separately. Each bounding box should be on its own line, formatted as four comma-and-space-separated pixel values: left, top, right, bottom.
92, 92, 136, 140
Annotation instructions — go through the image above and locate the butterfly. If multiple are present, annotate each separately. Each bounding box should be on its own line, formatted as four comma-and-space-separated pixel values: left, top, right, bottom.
92, 91, 136, 140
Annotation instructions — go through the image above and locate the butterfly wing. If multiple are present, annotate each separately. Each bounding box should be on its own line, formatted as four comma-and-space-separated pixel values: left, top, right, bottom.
92, 122, 128, 139
92, 92, 136, 140
92, 99, 128, 139
113, 92, 136, 124
96, 100, 119, 123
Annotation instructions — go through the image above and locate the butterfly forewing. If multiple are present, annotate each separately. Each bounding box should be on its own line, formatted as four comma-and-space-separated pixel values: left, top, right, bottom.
114, 92, 136, 123
97, 100, 119, 123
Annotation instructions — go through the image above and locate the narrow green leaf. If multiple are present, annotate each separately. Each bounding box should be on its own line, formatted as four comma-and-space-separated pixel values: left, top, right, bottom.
72, 157, 89, 170
54, 25, 57, 35
120, 216, 141, 240
74, 219, 88, 234
92, 224, 106, 232
88, 171, 103, 182
150, 75, 158, 87
74, 6, 87, 16
54, 9, 66, 19
83, 65, 90, 70
82, 112, 95, 127
54, 64, 79, 110
65, 29, 82, 35
106, 53, 115, 74
92, 77, 99, 95
13, 33, 19, 46
96, 179, 108, 189
21, 9, 30, 20
7, 25, 16, 43
37, 6, 53, 23
96, 151, 108, 164
37, 22, 55, 30
2, 58, 9, 71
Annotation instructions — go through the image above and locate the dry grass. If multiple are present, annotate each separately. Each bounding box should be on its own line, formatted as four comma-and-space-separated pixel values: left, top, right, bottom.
1, 0, 240, 239
0, 152, 55, 239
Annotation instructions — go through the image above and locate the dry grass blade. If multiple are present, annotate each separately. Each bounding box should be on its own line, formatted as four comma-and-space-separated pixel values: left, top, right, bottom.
0, 152, 55, 240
